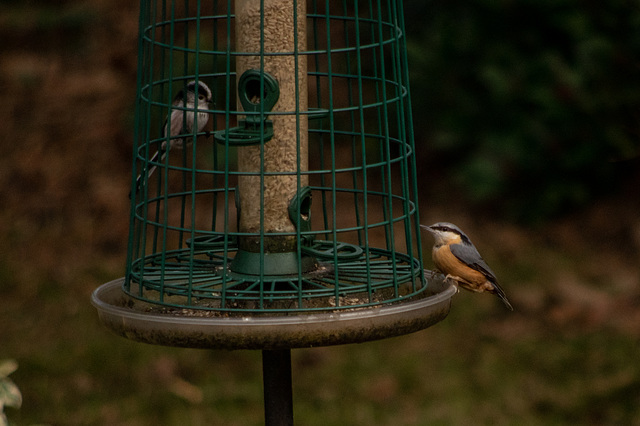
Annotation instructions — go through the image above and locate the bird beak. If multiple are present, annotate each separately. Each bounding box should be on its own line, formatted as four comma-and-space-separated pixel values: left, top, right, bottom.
420, 224, 435, 233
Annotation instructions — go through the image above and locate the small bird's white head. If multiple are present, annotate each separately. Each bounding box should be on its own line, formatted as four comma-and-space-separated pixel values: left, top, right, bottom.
420, 222, 468, 246
185, 80, 212, 109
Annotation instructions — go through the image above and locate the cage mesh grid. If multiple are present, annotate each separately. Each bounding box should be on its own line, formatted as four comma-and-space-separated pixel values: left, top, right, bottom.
126, 0, 426, 313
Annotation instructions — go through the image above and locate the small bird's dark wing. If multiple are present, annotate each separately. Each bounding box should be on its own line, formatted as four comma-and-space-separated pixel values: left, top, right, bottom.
450, 243, 513, 310
449, 243, 498, 283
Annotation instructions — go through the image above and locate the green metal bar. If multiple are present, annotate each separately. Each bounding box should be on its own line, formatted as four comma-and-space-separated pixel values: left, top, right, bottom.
365, 0, 387, 253
144, 0, 163, 292
157, 0, 178, 303
342, 0, 362, 247
210, 0, 219, 233
125, 0, 149, 293
353, 0, 374, 302
323, 0, 342, 308
185, 2, 204, 306
259, 0, 267, 307
178, 2, 190, 250
293, 0, 304, 308
390, 0, 418, 291
374, 0, 400, 298
313, 1, 330, 236
397, 0, 426, 289
220, 0, 233, 309
378, 0, 392, 253
211, 0, 221, 236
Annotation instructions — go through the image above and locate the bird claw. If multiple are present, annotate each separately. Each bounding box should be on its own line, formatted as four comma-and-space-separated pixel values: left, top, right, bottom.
442, 274, 460, 293
444, 274, 459, 282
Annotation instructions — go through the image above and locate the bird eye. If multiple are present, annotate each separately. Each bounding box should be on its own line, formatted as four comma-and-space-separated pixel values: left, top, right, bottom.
198, 95, 205, 101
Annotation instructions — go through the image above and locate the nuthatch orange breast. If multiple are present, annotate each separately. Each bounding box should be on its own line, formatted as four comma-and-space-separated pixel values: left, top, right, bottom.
421, 222, 513, 310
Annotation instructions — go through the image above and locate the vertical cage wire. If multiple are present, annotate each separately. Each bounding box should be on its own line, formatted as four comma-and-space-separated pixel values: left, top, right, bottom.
125, 0, 426, 313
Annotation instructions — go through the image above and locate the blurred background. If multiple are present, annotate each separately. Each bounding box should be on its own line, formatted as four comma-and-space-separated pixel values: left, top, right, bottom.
1, 0, 639, 424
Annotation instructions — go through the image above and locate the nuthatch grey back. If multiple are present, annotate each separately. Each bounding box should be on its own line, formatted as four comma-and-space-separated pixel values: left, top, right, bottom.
421, 222, 513, 311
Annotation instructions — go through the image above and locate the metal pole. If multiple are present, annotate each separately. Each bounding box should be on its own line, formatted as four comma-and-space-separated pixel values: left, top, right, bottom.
262, 349, 294, 426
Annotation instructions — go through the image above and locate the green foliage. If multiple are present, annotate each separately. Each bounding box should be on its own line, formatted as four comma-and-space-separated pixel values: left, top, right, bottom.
406, 0, 640, 221
0, 360, 22, 426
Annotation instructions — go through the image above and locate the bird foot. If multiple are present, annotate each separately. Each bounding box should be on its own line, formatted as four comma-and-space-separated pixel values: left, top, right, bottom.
443, 274, 461, 293
444, 274, 462, 283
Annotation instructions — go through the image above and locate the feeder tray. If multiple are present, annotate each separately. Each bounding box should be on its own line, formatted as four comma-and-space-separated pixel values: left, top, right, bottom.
92, 273, 455, 350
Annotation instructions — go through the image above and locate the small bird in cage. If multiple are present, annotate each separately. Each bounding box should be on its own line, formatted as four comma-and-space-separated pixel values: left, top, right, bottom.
422, 222, 513, 310
134, 80, 212, 192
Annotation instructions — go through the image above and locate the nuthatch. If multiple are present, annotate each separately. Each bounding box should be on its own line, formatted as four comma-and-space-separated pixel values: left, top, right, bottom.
421, 222, 513, 310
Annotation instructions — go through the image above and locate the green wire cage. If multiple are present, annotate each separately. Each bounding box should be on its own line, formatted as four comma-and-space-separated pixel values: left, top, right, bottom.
123, 0, 431, 314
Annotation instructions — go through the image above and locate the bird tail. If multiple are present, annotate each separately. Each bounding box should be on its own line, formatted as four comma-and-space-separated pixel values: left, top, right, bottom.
491, 282, 514, 311
130, 149, 166, 198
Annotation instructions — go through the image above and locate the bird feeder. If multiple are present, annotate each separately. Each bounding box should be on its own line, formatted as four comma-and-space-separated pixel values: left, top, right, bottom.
92, 0, 455, 423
